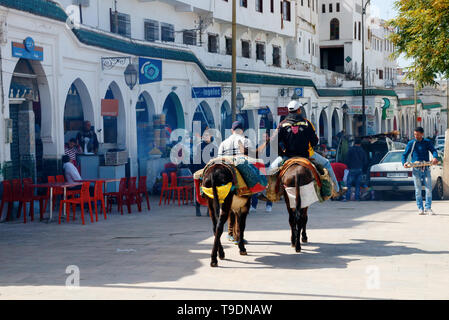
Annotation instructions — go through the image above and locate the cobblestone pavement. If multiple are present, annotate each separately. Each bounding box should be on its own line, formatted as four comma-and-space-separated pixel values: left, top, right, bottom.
1, 198, 448, 299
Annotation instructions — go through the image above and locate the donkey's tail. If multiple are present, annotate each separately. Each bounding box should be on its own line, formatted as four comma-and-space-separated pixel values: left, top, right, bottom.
295, 171, 302, 215
211, 172, 220, 219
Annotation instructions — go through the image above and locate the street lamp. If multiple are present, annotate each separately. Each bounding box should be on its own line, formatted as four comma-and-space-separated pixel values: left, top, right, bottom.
291, 90, 300, 101
361, 0, 371, 136
236, 90, 245, 113
124, 63, 138, 90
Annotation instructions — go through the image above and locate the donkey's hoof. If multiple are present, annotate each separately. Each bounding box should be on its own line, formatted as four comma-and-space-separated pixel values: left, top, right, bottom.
295, 248, 301, 253
210, 261, 218, 267
219, 252, 225, 260
302, 237, 308, 244
291, 243, 295, 248
240, 251, 247, 256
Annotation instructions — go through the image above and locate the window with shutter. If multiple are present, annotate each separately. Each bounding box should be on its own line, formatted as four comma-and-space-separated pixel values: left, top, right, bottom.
183, 30, 197, 45
161, 23, 175, 42
208, 34, 218, 53
110, 10, 131, 38
256, 42, 265, 61
144, 19, 159, 42
273, 46, 281, 67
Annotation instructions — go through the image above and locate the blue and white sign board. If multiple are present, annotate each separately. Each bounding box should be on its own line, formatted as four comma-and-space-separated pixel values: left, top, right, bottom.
139, 57, 162, 84
294, 87, 304, 97
191, 87, 222, 98
12, 37, 43, 61
258, 107, 271, 115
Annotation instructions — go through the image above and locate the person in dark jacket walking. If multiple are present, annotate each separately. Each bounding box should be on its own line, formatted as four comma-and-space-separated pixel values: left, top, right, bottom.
345, 138, 368, 201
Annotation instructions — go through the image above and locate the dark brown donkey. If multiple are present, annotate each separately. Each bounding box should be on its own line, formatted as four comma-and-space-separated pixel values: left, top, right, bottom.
202, 163, 251, 267
280, 164, 315, 253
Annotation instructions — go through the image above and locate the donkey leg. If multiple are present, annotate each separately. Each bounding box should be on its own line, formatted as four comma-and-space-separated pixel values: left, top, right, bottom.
284, 191, 297, 247
208, 201, 217, 235
211, 211, 228, 267
295, 209, 302, 253
301, 208, 309, 243
227, 211, 236, 241
238, 211, 248, 255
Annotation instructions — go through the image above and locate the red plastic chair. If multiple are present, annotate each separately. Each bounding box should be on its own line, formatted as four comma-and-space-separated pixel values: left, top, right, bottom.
169, 172, 185, 206
138, 176, 150, 211
18, 179, 46, 223
0, 180, 14, 221
89, 180, 106, 222
59, 181, 93, 225
124, 177, 142, 214
159, 173, 172, 206
105, 177, 127, 214
11, 179, 23, 219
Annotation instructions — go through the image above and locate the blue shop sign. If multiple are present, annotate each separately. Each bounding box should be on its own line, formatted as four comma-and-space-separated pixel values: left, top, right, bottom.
12, 37, 43, 61
139, 57, 162, 84
191, 87, 222, 98
294, 87, 304, 97
258, 107, 271, 115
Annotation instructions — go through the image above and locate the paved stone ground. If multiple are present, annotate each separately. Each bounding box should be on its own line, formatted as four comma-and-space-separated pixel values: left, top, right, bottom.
0, 197, 448, 300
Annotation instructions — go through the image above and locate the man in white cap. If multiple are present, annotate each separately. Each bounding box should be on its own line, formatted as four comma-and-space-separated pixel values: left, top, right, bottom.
269, 100, 345, 196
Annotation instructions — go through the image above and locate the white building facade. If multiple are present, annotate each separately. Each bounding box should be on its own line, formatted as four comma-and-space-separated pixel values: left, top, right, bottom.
0, 0, 445, 185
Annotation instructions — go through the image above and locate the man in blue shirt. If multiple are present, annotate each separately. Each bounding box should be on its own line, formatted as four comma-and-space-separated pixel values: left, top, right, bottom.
402, 127, 439, 215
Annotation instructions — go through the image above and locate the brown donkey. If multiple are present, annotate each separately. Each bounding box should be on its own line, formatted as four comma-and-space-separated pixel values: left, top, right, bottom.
280, 163, 315, 253
202, 163, 251, 267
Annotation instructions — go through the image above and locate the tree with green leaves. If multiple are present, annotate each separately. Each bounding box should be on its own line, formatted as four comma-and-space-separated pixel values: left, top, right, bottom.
388, 0, 449, 87
388, 0, 449, 199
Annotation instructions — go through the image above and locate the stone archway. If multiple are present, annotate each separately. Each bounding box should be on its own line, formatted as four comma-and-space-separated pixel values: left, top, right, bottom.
63, 78, 94, 143
220, 100, 232, 139
319, 109, 329, 144
7, 58, 51, 181
104, 81, 126, 148
162, 92, 185, 132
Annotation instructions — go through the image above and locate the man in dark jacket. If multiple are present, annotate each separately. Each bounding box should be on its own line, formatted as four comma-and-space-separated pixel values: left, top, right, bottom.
269, 100, 345, 196
345, 138, 368, 201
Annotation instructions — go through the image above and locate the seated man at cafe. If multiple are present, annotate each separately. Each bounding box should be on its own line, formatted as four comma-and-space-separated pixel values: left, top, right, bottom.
62, 155, 82, 184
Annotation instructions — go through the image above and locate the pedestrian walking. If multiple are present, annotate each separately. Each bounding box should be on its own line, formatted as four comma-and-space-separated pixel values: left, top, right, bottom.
402, 127, 439, 215
344, 138, 368, 201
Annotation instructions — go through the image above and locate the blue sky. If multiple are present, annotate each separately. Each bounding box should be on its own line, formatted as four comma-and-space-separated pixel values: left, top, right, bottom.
370, 0, 411, 68
371, 0, 397, 20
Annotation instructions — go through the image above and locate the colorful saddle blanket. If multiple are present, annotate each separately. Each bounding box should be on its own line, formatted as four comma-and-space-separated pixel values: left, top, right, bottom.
196, 156, 267, 200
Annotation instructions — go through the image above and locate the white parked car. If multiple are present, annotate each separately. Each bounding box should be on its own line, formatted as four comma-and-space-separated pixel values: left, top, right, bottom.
436, 135, 445, 148
369, 150, 444, 200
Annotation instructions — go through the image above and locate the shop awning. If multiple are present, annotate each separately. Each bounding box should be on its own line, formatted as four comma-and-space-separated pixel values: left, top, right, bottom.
422, 103, 442, 110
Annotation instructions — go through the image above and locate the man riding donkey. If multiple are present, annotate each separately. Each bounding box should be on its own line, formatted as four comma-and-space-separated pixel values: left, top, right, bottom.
265, 100, 347, 201
260, 100, 347, 252
196, 120, 267, 267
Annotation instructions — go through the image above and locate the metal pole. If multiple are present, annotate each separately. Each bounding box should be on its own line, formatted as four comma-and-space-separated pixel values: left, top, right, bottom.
414, 81, 418, 128
231, 0, 237, 122
361, 0, 366, 136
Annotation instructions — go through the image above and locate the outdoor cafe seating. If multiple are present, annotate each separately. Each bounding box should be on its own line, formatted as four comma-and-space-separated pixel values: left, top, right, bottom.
1, 175, 152, 225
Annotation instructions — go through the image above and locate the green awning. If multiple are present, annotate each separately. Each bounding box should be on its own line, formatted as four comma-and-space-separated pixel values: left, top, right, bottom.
399, 98, 422, 106
422, 103, 442, 110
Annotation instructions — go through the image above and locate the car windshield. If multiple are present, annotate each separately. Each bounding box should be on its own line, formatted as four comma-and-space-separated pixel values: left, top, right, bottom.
381, 151, 410, 163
